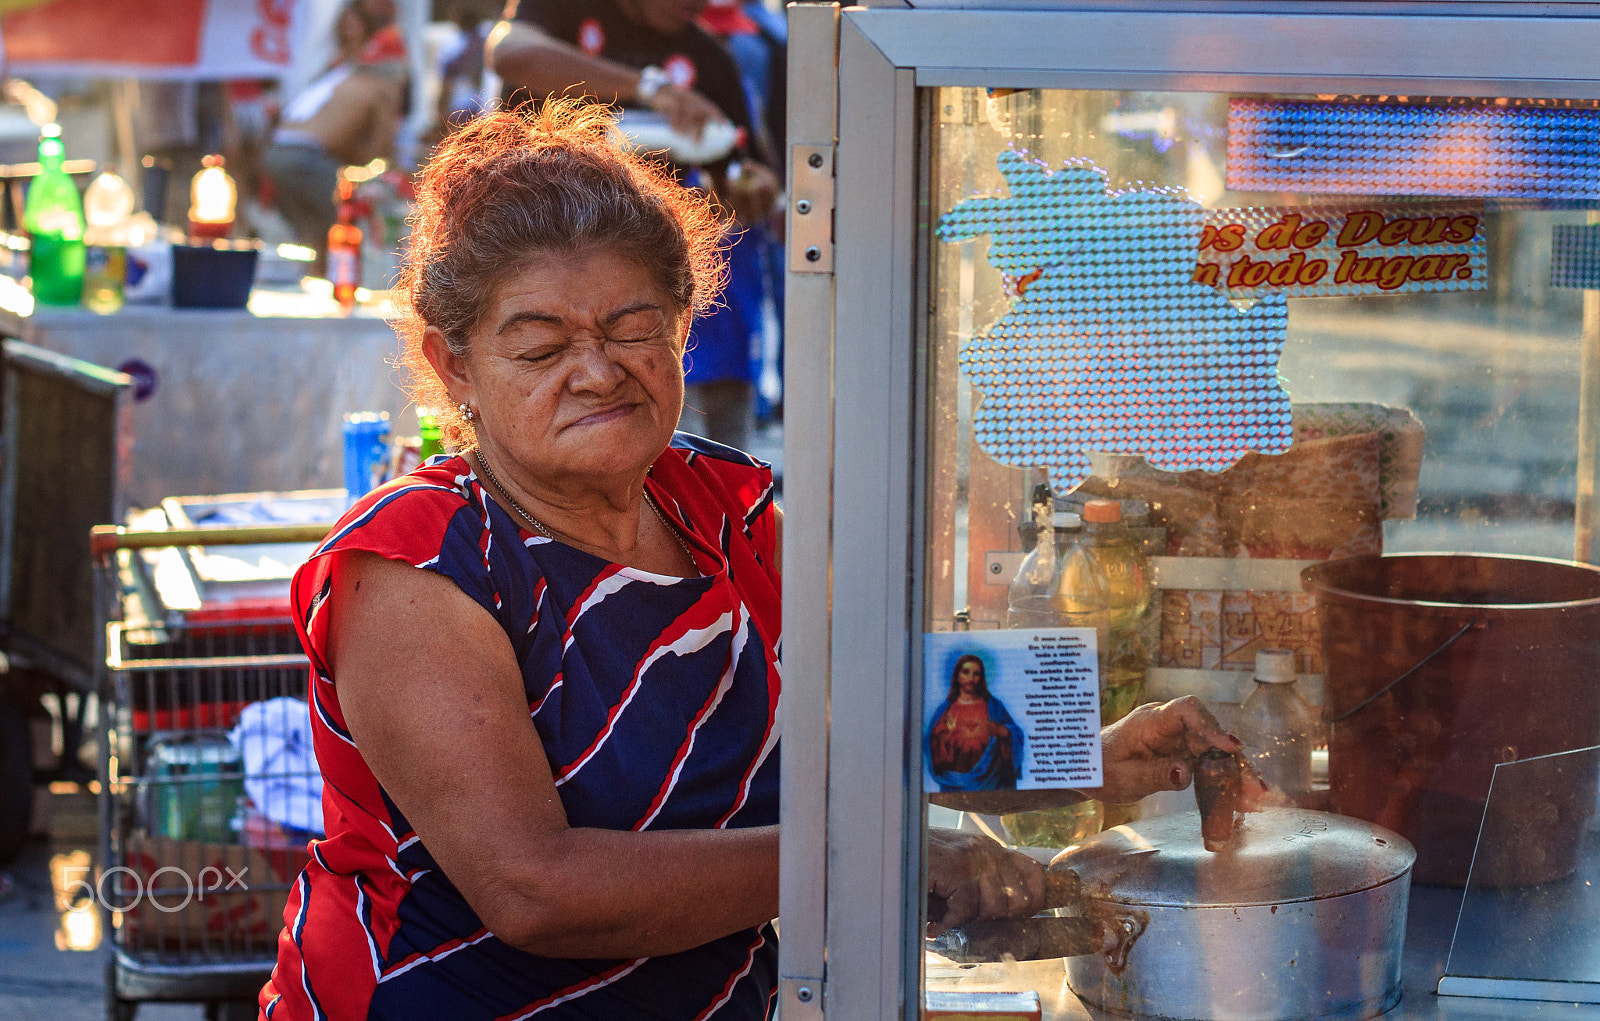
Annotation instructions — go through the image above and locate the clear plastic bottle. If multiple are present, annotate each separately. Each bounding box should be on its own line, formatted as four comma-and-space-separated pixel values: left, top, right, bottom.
82, 169, 135, 314
24, 124, 85, 306
1081, 499, 1151, 724
1006, 485, 1063, 628
1237, 648, 1317, 799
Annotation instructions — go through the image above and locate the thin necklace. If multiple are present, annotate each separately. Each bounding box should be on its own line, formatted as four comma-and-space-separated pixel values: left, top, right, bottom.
472, 450, 697, 572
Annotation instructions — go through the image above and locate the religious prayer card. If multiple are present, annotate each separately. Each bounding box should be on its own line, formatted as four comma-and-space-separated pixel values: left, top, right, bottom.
923, 629, 1104, 793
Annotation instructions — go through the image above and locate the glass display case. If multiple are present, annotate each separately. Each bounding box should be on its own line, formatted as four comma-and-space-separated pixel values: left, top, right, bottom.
779, 3, 1600, 1018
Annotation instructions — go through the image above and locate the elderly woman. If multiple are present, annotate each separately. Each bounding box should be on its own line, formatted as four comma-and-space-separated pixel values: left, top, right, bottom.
262, 101, 1243, 1020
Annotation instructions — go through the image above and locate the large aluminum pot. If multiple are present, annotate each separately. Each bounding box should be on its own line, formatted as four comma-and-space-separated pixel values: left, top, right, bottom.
1057, 808, 1415, 1021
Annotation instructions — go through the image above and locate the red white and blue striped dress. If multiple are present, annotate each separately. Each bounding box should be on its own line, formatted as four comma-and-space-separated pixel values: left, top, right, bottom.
261, 435, 782, 1021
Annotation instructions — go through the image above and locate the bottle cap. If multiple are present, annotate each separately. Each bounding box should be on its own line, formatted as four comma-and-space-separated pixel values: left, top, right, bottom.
1254, 648, 1297, 683
1052, 511, 1081, 529
1083, 498, 1122, 523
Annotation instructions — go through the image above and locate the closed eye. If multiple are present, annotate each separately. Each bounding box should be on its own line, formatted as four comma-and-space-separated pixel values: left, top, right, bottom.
606, 306, 669, 340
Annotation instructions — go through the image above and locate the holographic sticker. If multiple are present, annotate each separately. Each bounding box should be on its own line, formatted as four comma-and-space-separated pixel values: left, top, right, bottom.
1551, 224, 1600, 289
1228, 99, 1600, 200
937, 151, 1292, 492
1196, 203, 1486, 298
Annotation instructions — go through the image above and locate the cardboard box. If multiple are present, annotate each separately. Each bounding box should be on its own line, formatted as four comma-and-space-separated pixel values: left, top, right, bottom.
118, 834, 310, 955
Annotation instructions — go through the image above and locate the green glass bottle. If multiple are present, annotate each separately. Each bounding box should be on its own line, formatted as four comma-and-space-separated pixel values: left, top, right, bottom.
418, 408, 443, 461
24, 125, 85, 306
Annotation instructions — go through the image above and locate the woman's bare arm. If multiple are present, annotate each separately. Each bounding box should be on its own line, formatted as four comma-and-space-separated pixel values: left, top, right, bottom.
487, 20, 642, 105
486, 19, 726, 138
328, 551, 778, 959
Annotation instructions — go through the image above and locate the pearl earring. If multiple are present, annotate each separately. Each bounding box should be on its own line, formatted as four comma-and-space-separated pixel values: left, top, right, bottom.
458, 401, 475, 423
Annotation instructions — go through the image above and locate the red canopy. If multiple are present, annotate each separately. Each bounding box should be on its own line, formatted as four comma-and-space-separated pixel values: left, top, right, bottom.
1, 0, 303, 80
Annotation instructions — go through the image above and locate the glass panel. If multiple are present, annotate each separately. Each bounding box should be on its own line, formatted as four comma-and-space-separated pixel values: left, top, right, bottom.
920, 86, 1600, 1021
1440, 746, 1600, 1002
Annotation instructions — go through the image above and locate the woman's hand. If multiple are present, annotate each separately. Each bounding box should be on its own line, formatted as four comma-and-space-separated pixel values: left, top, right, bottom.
648, 84, 727, 141
926, 829, 1045, 936
721, 160, 779, 225
1089, 696, 1243, 804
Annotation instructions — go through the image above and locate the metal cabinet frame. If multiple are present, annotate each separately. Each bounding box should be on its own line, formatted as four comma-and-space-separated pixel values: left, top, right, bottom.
779, 3, 1600, 1015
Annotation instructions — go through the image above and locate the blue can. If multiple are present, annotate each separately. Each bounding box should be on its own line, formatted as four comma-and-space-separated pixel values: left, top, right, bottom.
343, 412, 390, 500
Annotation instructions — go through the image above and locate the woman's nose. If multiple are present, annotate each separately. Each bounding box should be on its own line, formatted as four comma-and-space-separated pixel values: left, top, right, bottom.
566, 339, 627, 393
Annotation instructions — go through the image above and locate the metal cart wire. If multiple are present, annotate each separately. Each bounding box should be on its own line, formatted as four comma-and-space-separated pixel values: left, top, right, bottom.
92, 523, 331, 1021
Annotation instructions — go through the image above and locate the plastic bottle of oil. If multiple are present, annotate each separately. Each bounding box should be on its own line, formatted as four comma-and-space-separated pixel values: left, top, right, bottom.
1081, 498, 1151, 725
1001, 513, 1110, 849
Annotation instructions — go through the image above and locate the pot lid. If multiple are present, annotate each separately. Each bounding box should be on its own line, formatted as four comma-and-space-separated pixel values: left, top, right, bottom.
1054, 808, 1415, 909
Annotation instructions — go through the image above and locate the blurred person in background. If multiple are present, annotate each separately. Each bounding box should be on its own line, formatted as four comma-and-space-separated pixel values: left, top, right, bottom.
698, 0, 786, 424
433, 0, 502, 136
699, 0, 783, 169
261, 0, 405, 257
489, 0, 780, 450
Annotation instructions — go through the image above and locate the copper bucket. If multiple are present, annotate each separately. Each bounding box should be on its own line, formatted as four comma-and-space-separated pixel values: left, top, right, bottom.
1303, 554, 1600, 886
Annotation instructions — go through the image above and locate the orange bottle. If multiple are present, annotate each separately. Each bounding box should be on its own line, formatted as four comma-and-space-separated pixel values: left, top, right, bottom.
187, 154, 236, 240
327, 177, 363, 311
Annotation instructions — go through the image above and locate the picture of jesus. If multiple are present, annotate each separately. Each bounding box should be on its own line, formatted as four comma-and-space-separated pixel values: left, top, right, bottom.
927, 654, 1024, 792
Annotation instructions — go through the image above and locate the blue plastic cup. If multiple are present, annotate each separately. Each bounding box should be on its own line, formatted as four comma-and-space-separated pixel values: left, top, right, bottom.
343, 412, 391, 500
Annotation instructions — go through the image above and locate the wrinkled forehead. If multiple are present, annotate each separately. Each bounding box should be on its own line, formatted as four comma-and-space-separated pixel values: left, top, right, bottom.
478, 246, 685, 328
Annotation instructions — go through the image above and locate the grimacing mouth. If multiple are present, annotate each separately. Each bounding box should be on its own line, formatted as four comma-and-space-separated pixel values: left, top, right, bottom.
561, 399, 646, 431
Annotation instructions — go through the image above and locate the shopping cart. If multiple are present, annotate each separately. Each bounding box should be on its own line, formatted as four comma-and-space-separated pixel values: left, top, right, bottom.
91, 522, 332, 1021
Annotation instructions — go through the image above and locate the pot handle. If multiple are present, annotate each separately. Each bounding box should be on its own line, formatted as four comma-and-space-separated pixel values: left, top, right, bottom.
1323, 617, 1482, 724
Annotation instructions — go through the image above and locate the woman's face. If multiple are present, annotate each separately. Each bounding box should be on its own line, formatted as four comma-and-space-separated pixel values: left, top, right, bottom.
956, 660, 983, 696
438, 248, 687, 489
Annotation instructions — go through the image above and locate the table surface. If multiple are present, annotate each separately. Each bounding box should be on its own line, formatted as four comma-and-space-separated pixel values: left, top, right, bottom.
0, 280, 413, 510
0, 277, 394, 332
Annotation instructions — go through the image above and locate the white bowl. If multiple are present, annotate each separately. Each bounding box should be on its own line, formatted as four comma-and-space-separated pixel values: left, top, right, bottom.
614, 108, 738, 165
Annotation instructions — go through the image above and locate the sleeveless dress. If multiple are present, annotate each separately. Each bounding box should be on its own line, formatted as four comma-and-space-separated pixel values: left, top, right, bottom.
261, 435, 782, 1021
